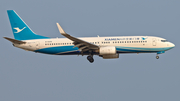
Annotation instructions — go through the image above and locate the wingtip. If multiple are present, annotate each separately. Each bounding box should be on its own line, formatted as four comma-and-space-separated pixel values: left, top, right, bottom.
56, 22, 59, 25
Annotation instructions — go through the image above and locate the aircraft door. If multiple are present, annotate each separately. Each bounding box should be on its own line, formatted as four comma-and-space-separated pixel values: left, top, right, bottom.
152, 38, 156, 46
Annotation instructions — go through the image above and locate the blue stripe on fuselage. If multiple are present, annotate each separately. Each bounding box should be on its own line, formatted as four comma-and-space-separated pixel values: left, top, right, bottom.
34, 46, 173, 55
116, 46, 173, 53
34, 46, 79, 54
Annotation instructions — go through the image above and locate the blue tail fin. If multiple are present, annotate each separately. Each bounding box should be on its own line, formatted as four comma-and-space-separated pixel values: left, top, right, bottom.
7, 10, 49, 40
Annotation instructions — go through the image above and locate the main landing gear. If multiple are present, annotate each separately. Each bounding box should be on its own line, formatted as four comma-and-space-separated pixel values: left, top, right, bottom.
87, 55, 94, 63
87, 50, 94, 63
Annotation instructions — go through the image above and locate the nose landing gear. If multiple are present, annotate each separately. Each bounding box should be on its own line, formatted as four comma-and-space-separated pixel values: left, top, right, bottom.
156, 55, 159, 59
87, 55, 94, 63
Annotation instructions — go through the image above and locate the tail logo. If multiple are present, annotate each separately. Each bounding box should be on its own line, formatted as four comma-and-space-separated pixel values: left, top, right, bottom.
14, 27, 26, 33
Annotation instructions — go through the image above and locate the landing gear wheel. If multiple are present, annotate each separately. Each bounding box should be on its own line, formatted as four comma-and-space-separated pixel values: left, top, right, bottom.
87, 56, 94, 63
156, 56, 159, 59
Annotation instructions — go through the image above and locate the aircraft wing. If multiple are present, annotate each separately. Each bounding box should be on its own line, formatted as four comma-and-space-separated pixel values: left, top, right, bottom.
56, 23, 99, 51
4, 37, 26, 44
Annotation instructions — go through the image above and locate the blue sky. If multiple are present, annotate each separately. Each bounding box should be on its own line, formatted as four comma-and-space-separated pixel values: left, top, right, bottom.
1, 0, 180, 101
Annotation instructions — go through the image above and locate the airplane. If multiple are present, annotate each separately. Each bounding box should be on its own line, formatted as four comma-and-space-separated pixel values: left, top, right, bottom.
4, 10, 175, 63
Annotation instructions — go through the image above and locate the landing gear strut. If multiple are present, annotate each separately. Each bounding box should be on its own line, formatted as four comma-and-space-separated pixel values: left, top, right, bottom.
87, 55, 94, 63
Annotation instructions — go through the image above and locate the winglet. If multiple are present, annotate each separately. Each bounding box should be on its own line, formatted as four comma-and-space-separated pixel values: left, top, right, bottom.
56, 23, 66, 35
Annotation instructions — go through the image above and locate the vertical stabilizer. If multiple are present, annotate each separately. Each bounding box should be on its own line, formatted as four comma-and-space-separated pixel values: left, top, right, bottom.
7, 10, 49, 40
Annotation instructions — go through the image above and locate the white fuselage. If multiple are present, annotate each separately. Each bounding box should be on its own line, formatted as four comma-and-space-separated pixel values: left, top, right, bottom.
14, 36, 175, 55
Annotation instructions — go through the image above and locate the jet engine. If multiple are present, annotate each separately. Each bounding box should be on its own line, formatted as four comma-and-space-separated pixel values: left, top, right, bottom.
99, 46, 119, 59
99, 46, 116, 55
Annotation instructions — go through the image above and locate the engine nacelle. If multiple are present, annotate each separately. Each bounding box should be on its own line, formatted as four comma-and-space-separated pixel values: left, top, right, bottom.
99, 46, 116, 55
102, 54, 119, 59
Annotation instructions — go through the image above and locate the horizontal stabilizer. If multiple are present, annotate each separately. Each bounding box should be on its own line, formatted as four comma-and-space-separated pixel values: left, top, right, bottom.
4, 37, 26, 44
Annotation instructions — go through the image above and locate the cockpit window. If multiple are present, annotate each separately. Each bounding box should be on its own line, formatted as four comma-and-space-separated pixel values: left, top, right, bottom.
161, 40, 168, 42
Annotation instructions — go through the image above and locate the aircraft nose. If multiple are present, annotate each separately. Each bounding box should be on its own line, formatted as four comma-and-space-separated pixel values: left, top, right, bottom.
170, 42, 175, 48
